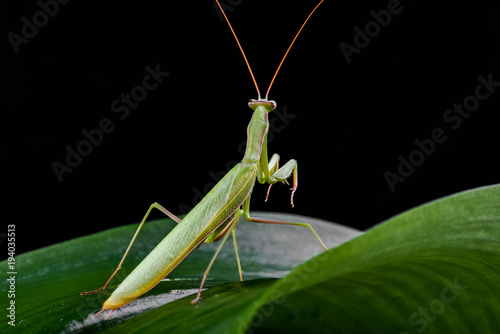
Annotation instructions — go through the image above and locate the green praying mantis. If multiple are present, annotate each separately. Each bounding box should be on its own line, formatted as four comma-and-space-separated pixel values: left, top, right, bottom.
81, 0, 327, 319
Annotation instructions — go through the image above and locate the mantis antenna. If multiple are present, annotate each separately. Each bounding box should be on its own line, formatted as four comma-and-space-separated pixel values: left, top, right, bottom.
215, 0, 325, 101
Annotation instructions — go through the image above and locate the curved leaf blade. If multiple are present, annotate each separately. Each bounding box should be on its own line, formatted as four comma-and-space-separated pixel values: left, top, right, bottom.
0, 213, 357, 333
110, 185, 500, 333
256, 184, 500, 333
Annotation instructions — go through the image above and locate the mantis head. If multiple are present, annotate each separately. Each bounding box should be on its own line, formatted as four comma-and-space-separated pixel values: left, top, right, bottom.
248, 99, 277, 113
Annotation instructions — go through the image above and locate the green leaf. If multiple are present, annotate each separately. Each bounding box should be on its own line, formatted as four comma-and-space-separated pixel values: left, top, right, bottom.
3, 185, 500, 333
103, 185, 500, 333
0, 212, 358, 333
255, 184, 500, 333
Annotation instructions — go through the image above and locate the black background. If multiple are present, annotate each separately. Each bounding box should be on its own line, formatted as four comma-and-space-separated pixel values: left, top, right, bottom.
3, 0, 500, 256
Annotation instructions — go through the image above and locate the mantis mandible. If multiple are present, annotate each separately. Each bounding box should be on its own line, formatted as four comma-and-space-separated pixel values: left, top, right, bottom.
82, 0, 326, 319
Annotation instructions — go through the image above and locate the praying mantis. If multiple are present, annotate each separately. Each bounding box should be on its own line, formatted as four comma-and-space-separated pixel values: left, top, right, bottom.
81, 0, 327, 319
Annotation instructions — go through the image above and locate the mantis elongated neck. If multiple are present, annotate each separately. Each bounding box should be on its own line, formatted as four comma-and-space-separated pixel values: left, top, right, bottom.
242, 100, 275, 164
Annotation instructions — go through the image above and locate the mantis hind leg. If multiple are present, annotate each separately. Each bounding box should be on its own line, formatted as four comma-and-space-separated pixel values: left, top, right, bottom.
81, 202, 181, 296
191, 209, 243, 304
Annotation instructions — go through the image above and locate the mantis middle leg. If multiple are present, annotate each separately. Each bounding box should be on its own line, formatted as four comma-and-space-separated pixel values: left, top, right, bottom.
242, 196, 328, 251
